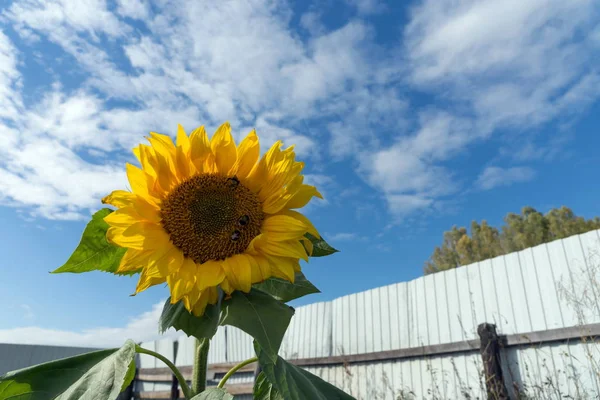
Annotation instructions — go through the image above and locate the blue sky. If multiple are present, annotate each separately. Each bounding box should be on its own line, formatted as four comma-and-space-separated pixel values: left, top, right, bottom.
0, 0, 599, 347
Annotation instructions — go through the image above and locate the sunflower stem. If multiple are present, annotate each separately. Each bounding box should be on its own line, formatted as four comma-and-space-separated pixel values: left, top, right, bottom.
191, 337, 210, 396
217, 356, 258, 389
135, 345, 193, 399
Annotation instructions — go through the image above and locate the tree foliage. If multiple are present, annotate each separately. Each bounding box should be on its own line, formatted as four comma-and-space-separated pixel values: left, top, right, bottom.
424, 206, 600, 274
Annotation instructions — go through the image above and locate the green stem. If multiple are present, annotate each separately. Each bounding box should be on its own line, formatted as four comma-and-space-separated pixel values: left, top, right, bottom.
192, 338, 210, 395
136, 345, 193, 399
217, 357, 258, 389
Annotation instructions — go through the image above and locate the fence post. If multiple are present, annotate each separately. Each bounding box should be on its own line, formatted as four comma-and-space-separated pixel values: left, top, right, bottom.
477, 323, 509, 400
171, 340, 180, 400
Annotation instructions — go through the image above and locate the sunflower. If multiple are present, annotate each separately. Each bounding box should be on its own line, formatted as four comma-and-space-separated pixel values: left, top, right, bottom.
102, 123, 322, 316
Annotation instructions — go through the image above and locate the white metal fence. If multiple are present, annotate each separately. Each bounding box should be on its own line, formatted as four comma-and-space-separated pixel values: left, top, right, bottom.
137, 230, 600, 399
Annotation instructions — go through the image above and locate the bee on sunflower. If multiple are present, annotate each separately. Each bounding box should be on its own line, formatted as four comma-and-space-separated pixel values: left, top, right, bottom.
101, 122, 323, 317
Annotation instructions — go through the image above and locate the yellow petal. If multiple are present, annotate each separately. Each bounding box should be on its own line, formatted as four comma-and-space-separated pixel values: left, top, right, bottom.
102, 190, 136, 208
254, 234, 309, 262
176, 124, 191, 155
265, 255, 297, 282
126, 163, 150, 197
261, 174, 303, 214
168, 258, 196, 303
135, 268, 166, 294
182, 284, 201, 310
262, 191, 293, 215
261, 214, 308, 241
246, 141, 281, 193
220, 277, 234, 295
148, 132, 176, 155
221, 254, 252, 293
258, 156, 295, 201
196, 260, 225, 291
190, 125, 211, 170
136, 144, 158, 179
118, 249, 152, 273
191, 287, 219, 317
234, 130, 259, 180
285, 185, 322, 210
151, 146, 177, 192
175, 144, 191, 180
210, 122, 237, 175
104, 207, 142, 228
132, 197, 161, 223
278, 210, 320, 238
249, 254, 271, 284
149, 245, 184, 277
106, 222, 170, 250
300, 237, 314, 257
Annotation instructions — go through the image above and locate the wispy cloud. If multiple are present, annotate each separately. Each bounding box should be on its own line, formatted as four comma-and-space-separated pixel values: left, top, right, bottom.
0, 0, 598, 222
476, 166, 536, 190
0, 301, 181, 348
326, 232, 369, 242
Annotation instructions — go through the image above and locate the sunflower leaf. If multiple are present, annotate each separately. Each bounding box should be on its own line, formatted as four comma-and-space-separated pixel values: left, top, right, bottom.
305, 233, 338, 257
0, 340, 136, 400
253, 272, 320, 303
52, 208, 129, 275
254, 342, 355, 400
160, 297, 221, 339
191, 388, 234, 400
254, 372, 285, 400
220, 289, 294, 363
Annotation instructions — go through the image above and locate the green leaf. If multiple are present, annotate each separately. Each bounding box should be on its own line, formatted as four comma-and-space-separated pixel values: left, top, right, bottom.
0, 340, 136, 400
160, 297, 221, 339
255, 342, 355, 400
254, 372, 285, 400
120, 359, 136, 392
253, 272, 320, 303
220, 289, 294, 363
52, 208, 131, 275
305, 233, 338, 257
191, 388, 234, 400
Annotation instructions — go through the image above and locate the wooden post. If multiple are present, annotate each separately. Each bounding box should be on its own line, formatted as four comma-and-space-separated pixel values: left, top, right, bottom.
477, 323, 509, 400
170, 340, 179, 400
169, 373, 179, 400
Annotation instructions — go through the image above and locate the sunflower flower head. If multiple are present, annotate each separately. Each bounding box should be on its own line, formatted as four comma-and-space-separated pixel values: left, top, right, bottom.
102, 123, 322, 316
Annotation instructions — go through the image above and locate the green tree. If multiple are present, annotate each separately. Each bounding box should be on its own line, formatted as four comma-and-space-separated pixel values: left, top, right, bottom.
424, 206, 600, 274
423, 226, 467, 274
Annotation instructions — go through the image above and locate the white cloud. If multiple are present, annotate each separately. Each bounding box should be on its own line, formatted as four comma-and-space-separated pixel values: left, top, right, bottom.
5, 0, 127, 40
299, 11, 325, 36
0, 30, 22, 121
405, 0, 600, 130
350, 0, 600, 218
328, 232, 357, 241
1, 0, 404, 219
116, 0, 150, 20
345, 0, 386, 15
387, 194, 434, 218
1, 0, 599, 223
326, 232, 369, 242
358, 111, 468, 216
0, 301, 182, 348
476, 166, 536, 190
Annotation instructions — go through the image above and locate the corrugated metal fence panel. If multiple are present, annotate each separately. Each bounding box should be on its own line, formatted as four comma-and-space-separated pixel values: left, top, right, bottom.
208, 326, 228, 364
0, 343, 99, 375
133, 231, 600, 398
226, 326, 254, 363
136, 340, 157, 392
280, 301, 331, 359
